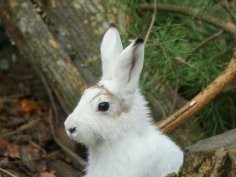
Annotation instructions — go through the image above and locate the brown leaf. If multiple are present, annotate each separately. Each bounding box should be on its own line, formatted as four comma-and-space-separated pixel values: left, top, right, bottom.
20, 99, 41, 113
4, 143, 21, 158
21, 143, 40, 161
0, 139, 10, 155
39, 171, 57, 177
21, 143, 41, 172
14, 99, 41, 115
0, 139, 10, 148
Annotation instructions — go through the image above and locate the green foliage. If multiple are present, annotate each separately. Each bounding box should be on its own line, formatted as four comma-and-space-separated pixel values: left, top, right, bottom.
115, 0, 236, 137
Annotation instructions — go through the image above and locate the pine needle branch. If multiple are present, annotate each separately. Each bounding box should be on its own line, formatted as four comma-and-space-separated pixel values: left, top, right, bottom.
221, 3, 236, 25
158, 49, 236, 133
186, 30, 223, 59
138, 3, 236, 36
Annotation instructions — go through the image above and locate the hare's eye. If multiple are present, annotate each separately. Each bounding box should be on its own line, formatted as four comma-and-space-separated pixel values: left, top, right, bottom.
98, 102, 110, 112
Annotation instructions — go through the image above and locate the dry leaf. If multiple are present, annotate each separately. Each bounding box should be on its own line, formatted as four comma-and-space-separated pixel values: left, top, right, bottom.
39, 171, 57, 177
21, 143, 41, 171
0, 139, 10, 148
21, 143, 40, 161
4, 143, 21, 158
0, 139, 10, 155
20, 99, 41, 113
15, 99, 41, 114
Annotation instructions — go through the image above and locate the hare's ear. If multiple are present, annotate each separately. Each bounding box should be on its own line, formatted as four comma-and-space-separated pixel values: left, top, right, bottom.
101, 24, 123, 80
112, 38, 144, 93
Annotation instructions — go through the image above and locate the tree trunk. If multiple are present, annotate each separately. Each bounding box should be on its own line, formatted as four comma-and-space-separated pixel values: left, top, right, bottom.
180, 128, 236, 177
0, 0, 90, 114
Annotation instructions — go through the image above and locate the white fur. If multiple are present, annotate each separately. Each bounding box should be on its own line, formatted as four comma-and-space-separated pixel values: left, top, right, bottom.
64, 25, 183, 177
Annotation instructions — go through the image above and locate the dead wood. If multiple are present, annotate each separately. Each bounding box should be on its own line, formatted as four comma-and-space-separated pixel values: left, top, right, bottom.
180, 128, 236, 176
0, 167, 18, 177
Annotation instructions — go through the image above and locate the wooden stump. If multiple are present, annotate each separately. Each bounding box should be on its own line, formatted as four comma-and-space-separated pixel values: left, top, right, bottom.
180, 128, 236, 177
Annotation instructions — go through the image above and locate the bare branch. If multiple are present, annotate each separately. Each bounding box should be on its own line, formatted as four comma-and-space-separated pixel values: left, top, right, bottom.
38, 67, 86, 170
0, 168, 18, 177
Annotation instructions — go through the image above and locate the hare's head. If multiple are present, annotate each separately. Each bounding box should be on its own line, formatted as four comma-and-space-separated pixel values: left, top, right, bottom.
64, 25, 145, 147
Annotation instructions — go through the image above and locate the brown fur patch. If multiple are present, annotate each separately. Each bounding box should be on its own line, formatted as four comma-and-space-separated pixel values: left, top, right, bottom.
113, 98, 130, 117
90, 83, 130, 118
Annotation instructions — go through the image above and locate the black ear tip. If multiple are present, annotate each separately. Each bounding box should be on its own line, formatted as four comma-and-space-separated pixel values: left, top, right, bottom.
109, 23, 117, 28
134, 38, 144, 45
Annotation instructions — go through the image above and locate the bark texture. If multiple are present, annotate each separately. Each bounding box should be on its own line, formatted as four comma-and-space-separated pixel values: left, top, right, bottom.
180, 128, 236, 177
0, 0, 89, 113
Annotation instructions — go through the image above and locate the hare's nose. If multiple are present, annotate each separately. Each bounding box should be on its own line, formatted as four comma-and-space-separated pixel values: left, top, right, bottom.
68, 127, 76, 134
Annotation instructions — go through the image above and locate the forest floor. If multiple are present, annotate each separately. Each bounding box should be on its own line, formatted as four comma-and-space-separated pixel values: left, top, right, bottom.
0, 45, 81, 177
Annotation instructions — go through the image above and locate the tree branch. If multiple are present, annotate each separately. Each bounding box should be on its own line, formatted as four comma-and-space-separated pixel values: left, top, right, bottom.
158, 49, 236, 133
138, 3, 236, 36
0, 168, 17, 177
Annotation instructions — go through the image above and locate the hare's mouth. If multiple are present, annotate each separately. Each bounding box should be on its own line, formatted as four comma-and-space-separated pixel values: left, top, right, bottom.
66, 128, 78, 140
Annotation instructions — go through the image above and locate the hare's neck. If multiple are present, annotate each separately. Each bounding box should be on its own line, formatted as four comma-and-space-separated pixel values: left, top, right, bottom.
88, 91, 156, 153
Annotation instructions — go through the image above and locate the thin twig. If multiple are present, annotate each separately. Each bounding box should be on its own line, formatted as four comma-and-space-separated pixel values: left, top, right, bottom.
0, 167, 18, 177
207, 46, 233, 63
221, 3, 236, 24
186, 30, 223, 59
0, 119, 40, 138
48, 108, 86, 170
139, 3, 236, 35
144, 0, 157, 44
34, 67, 86, 169
37, 67, 60, 124
158, 49, 236, 133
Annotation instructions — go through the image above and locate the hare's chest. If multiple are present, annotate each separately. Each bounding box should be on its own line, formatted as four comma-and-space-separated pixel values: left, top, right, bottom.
86, 145, 145, 177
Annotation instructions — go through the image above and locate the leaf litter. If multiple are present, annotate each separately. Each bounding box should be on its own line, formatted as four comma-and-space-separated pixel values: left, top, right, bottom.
0, 46, 81, 176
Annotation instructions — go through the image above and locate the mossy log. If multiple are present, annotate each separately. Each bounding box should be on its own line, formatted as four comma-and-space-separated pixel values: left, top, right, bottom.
180, 128, 236, 177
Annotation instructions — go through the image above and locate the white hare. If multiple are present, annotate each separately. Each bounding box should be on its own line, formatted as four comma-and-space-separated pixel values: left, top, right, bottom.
64, 24, 183, 177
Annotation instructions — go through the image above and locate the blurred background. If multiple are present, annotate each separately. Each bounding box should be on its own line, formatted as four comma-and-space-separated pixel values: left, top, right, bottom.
0, 0, 236, 176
